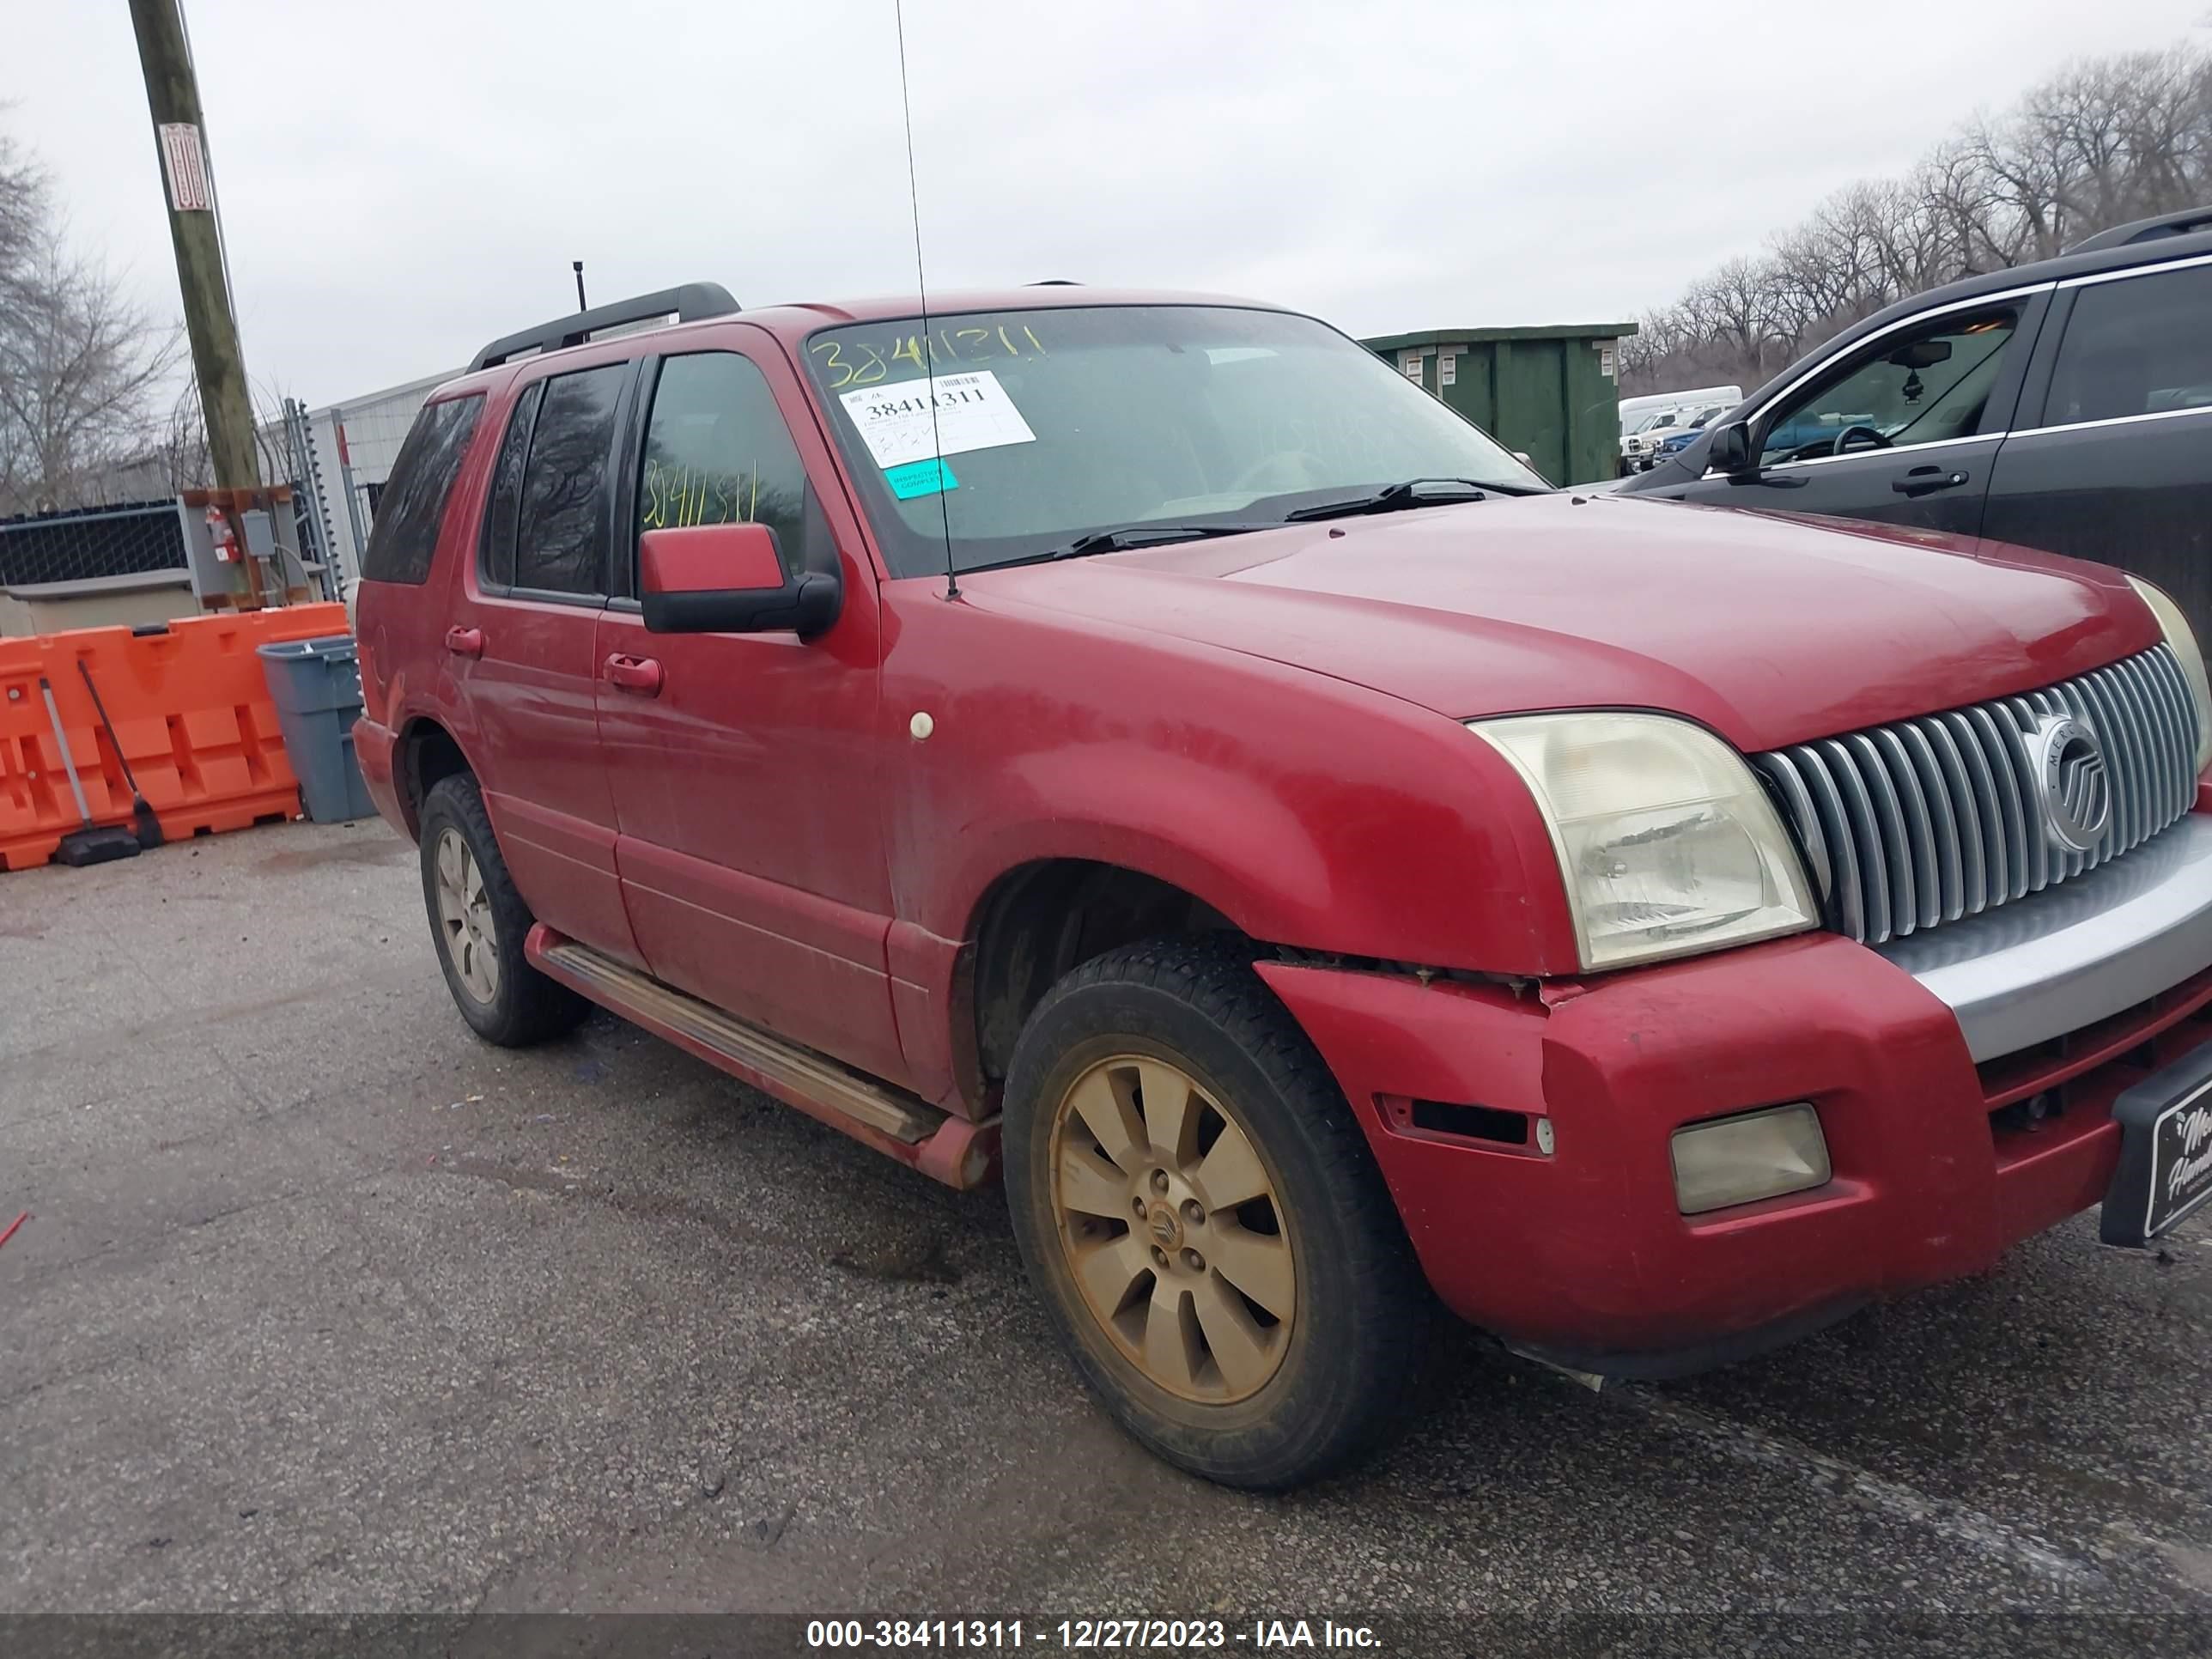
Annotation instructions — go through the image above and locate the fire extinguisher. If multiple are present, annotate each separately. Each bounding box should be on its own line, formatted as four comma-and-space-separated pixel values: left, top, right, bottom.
205, 504, 238, 563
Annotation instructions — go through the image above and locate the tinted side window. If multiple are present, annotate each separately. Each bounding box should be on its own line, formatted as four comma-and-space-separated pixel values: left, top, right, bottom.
514, 363, 627, 595
479, 381, 543, 589
1759, 307, 2020, 465
359, 394, 483, 585
638, 353, 829, 576
2046, 264, 2212, 426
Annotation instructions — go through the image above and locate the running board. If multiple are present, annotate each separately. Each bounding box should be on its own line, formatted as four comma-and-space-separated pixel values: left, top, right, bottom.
525, 926, 999, 1189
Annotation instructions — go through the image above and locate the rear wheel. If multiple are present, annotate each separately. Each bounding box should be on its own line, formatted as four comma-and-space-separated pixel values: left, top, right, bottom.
417, 775, 587, 1047
1004, 937, 1426, 1489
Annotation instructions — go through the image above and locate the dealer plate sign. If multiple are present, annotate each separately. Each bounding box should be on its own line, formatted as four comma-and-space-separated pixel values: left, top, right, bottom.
2103, 1038, 2212, 1248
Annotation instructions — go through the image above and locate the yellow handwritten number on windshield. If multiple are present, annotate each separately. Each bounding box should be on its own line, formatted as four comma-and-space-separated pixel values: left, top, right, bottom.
810, 325, 1048, 389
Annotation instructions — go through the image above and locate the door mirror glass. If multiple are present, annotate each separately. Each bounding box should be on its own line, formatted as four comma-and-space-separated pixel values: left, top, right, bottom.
639, 523, 841, 636
1705, 421, 1753, 476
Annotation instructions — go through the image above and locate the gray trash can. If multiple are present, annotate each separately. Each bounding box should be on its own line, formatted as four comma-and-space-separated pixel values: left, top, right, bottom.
257, 635, 375, 823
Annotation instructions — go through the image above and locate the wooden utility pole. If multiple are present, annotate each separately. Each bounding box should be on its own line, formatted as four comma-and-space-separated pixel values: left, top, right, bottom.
129, 0, 260, 505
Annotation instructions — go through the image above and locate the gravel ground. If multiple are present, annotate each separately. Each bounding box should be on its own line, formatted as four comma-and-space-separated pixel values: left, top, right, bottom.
3, 817, 2209, 1655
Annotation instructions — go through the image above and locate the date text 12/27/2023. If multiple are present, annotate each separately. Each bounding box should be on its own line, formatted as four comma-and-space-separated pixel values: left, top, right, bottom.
803, 1619, 1384, 1650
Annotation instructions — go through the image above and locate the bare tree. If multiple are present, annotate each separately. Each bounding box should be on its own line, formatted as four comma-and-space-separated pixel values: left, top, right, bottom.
1622, 40, 2212, 396
0, 131, 39, 283
155, 380, 210, 495
0, 125, 185, 516
248, 375, 307, 487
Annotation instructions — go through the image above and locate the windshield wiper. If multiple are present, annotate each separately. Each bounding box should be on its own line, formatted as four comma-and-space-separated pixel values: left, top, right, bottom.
1281, 477, 1492, 522
986, 523, 1273, 570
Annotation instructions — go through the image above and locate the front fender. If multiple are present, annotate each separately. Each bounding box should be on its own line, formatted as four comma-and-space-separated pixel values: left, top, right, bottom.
883, 584, 1577, 977
942, 742, 1334, 945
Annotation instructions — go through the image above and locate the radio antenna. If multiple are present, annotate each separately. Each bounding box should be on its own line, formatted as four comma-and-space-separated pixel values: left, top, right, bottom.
892, 0, 958, 601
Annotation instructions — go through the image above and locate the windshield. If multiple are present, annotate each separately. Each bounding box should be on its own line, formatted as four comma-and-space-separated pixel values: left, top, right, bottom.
803, 305, 1547, 577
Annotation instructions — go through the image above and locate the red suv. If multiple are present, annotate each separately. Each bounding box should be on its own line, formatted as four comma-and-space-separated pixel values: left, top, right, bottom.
356, 282, 2212, 1489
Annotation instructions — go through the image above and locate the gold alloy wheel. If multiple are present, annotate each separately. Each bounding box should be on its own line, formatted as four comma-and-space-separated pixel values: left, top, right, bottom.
1048, 1054, 1297, 1403
433, 828, 501, 1005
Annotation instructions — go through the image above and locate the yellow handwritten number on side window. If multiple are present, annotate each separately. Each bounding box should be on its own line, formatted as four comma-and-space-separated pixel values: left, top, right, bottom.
642, 459, 757, 532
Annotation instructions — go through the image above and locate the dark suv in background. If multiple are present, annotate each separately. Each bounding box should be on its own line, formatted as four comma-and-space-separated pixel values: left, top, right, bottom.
1620, 208, 2212, 643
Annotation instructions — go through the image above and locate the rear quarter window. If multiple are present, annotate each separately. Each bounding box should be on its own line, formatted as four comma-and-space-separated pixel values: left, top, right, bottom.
360, 394, 485, 585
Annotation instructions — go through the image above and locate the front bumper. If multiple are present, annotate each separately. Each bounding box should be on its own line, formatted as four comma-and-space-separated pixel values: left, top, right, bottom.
1876, 813, 2212, 1060
1257, 818, 2212, 1374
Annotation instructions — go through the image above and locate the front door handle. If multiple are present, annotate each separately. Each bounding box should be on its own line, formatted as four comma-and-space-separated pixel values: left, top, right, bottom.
603, 653, 665, 696
444, 625, 485, 658
1892, 465, 1971, 499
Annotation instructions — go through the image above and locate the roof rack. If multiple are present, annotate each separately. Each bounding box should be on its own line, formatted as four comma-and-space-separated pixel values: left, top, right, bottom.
467, 282, 739, 372
2064, 206, 2212, 255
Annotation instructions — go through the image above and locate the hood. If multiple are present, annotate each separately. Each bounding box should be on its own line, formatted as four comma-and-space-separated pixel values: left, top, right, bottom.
963, 494, 2160, 753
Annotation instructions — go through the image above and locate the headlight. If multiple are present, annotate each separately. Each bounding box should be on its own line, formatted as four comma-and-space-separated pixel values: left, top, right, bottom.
2129, 576, 2212, 774
1672, 1103, 1830, 1215
1468, 712, 1818, 970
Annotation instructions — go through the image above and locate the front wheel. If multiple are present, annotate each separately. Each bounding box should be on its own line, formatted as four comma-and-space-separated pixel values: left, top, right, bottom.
1003, 937, 1426, 1489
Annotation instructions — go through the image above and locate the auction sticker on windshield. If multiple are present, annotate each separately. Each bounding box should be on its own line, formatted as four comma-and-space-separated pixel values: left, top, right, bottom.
840, 370, 1037, 471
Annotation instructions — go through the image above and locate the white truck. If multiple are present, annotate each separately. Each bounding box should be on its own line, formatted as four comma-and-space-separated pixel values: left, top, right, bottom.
1619, 386, 1741, 473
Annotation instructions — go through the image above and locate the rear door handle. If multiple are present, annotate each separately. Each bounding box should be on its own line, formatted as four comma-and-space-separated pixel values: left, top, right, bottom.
603, 653, 665, 696
1892, 465, 1970, 498
444, 625, 485, 658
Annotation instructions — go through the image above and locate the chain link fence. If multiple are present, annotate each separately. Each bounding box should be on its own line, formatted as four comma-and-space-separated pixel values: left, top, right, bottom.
0, 500, 188, 586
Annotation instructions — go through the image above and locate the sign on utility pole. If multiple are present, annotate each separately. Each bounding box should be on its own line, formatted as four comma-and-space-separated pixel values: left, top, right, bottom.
130, 0, 265, 594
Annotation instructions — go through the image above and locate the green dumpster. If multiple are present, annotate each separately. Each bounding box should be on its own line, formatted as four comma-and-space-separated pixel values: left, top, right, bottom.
1360, 323, 1637, 489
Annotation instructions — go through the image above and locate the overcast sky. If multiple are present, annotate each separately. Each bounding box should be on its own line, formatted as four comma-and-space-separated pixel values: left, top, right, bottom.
5, 0, 2205, 407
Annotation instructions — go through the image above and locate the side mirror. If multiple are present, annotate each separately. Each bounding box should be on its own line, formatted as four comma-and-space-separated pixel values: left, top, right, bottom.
640, 523, 841, 638
1705, 421, 1754, 477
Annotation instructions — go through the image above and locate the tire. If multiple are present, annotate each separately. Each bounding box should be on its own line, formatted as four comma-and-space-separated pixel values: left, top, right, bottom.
1003, 935, 1427, 1489
416, 774, 588, 1048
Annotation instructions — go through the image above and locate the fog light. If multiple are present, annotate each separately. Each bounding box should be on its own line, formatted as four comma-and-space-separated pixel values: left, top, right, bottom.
1670, 1103, 1829, 1216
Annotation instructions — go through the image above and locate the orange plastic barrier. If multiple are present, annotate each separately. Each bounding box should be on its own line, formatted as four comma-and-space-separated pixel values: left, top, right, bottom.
0, 604, 348, 872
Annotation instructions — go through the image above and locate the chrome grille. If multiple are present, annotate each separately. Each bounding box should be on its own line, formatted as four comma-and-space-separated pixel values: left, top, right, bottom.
1753, 645, 2202, 945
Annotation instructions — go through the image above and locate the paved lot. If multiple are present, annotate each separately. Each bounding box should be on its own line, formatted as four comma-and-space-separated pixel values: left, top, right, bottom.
4, 817, 2211, 1651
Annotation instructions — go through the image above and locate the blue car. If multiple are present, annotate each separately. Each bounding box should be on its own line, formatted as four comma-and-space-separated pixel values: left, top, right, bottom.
1649, 404, 1731, 463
